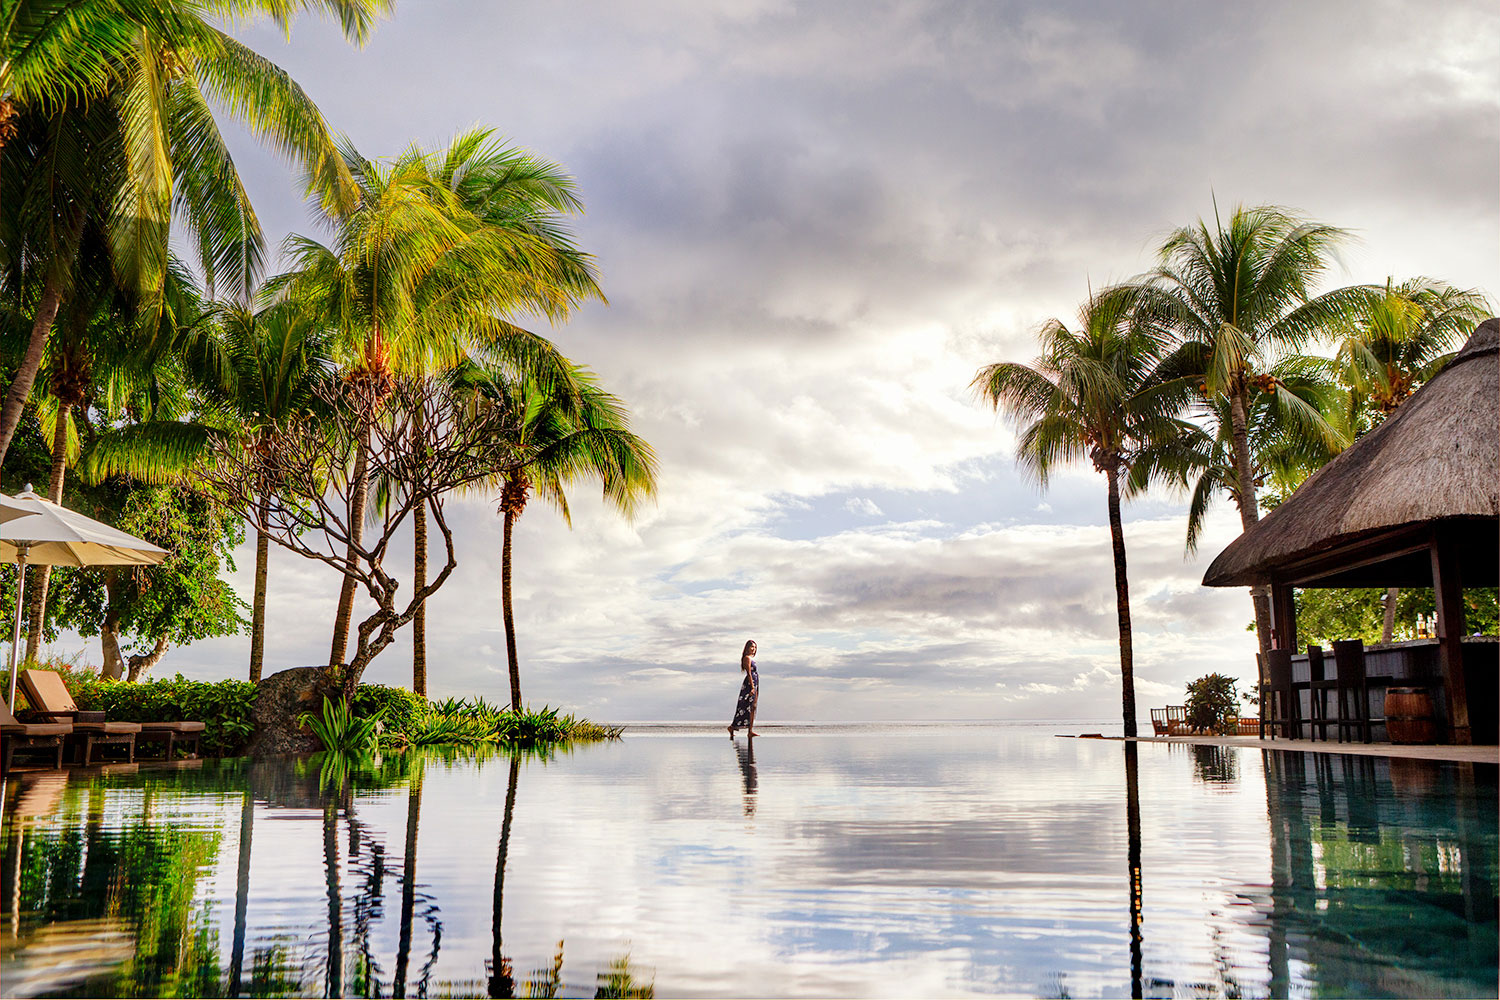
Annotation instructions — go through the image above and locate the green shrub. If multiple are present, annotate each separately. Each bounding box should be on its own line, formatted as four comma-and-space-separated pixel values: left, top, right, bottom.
301, 696, 382, 753
66, 670, 257, 756
1185, 673, 1240, 735
351, 684, 427, 742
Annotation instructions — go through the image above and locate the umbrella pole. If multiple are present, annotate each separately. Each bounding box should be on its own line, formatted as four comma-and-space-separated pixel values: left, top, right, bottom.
7, 549, 26, 711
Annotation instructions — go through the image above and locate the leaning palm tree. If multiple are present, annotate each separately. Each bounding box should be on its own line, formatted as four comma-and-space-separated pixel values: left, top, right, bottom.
973, 285, 1196, 738
275, 130, 604, 670
1137, 203, 1370, 670
456, 361, 658, 711
0, 0, 390, 466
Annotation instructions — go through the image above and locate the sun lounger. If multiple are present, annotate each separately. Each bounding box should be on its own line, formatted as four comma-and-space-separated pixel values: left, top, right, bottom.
17, 669, 145, 764
1, 703, 72, 771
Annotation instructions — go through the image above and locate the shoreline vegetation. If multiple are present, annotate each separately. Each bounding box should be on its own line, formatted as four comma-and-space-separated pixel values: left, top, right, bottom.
0, 1, 657, 749
4, 657, 620, 758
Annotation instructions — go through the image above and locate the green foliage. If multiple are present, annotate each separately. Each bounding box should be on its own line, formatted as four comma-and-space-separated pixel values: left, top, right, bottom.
1294, 588, 1499, 646
50, 665, 257, 756
15, 484, 248, 675
351, 683, 428, 738
1184, 673, 1240, 735
300, 695, 382, 753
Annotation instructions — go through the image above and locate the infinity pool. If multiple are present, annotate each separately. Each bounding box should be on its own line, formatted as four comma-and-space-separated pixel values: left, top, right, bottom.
2, 724, 1495, 998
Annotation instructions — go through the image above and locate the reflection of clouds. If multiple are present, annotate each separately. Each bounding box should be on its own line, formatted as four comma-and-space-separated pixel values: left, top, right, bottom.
7, 733, 1496, 997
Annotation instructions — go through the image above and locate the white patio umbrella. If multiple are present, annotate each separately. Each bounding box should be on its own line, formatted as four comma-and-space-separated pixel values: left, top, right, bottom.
0, 494, 39, 524
1, 487, 168, 710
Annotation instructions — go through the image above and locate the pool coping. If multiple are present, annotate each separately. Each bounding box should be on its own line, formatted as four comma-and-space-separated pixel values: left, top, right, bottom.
1093, 734, 1500, 764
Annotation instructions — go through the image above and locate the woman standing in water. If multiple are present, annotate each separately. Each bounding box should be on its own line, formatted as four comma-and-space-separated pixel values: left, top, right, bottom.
728, 639, 759, 738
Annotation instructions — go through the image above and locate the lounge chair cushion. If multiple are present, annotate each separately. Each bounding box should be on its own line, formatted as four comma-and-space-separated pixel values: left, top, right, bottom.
138, 721, 207, 733
72, 721, 141, 735
1, 704, 72, 736
17, 669, 81, 713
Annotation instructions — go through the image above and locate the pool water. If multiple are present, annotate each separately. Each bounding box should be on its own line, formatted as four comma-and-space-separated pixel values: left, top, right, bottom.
1, 724, 1495, 998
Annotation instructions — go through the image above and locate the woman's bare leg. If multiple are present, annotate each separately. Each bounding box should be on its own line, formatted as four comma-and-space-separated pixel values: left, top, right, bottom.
748, 705, 759, 738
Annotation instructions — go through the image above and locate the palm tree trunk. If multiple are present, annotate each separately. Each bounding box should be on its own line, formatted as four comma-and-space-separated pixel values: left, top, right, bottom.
1228, 387, 1275, 681
249, 493, 270, 683
1105, 464, 1137, 738
501, 507, 522, 711
23, 401, 70, 661
0, 271, 65, 467
1381, 587, 1400, 642
413, 497, 428, 696
329, 424, 371, 668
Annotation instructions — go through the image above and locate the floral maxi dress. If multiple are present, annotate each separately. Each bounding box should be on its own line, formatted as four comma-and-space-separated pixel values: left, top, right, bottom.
730, 660, 758, 730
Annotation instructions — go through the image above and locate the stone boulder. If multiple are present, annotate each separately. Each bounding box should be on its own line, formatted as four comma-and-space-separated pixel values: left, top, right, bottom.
246, 666, 339, 756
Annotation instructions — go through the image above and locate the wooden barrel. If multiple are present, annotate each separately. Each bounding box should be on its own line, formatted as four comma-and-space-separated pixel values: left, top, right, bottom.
1385, 686, 1435, 745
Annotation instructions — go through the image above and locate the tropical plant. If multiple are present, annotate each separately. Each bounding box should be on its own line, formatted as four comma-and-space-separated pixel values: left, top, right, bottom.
1137, 202, 1372, 669
0, 0, 389, 466
301, 695, 382, 752
1184, 672, 1239, 735
455, 360, 658, 710
271, 129, 605, 671
972, 284, 1196, 737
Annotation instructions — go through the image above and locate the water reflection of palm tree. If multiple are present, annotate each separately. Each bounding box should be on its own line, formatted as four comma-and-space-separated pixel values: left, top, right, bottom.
323, 796, 344, 999
489, 752, 523, 998
734, 740, 758, 816
1123, 744, 1143, 1000
393, 761, 425, 997
228, 766, 256, 997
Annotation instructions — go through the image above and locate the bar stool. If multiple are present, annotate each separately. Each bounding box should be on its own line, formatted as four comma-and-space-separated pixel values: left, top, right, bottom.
1305, 645, 1337, 741
1262, 648, 1301, 739
1331, 638, 1386, 743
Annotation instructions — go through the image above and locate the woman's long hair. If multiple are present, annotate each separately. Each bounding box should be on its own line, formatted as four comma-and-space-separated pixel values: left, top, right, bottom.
742, 639, 757, 658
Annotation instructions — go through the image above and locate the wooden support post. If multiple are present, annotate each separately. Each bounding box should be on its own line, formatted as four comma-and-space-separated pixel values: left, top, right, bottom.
1431, 531, 1471, 745
1269, 582, 1297, 652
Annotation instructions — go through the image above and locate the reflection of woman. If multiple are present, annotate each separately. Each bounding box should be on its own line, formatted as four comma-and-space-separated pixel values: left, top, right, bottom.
735, 739, 758, 816
727, 639, 759, 738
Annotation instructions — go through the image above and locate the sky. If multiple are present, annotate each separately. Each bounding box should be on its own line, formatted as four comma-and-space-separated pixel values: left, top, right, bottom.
97, 0, 1500, 722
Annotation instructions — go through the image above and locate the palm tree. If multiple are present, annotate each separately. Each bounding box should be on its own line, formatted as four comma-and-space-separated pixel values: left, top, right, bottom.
1333, 277, 1491, 423
0, 0, 389, 465
1139, 203, 1369, 670
1331, 277, 1491, 639
973, 285, 1195, 737
219, 301, 337, 680
275, 130, 604, 671
457, 362, 659, 711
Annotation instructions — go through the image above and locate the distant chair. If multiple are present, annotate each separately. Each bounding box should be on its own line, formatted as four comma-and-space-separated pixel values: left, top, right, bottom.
1305, 645, 1337, 741
1165, 705, 1188, 735
1331, 639, 1386, 743
1261, 649, 1300, 739
1150, 708, 1170, 736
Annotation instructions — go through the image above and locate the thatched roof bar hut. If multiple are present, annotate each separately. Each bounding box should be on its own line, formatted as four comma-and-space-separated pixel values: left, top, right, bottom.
1203, 319, 1499, 744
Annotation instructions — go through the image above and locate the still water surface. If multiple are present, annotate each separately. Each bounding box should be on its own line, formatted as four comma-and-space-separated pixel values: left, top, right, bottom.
1, 724, 1495, 998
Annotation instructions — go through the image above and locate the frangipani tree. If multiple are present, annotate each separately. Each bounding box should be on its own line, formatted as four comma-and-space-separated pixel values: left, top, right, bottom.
272, 130, 604, 670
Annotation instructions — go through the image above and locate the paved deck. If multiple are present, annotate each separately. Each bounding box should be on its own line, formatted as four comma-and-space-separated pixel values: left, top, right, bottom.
1105, 733, 1499, 764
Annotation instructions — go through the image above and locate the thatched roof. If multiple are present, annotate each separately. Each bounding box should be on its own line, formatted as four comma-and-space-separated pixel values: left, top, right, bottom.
1203, 318, 1499, 587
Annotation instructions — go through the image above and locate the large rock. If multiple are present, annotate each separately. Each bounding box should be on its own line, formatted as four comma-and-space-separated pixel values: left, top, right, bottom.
247, 666, 338, 756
